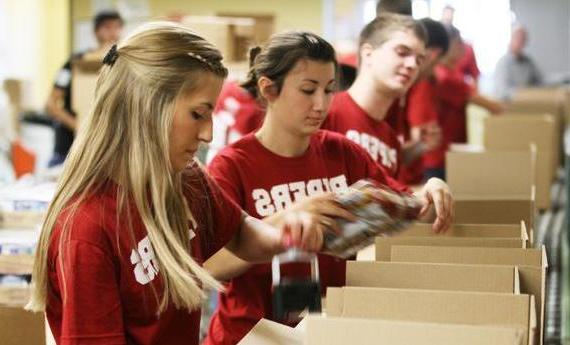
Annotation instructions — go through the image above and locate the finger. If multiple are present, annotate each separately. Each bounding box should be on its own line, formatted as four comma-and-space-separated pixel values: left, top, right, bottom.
287, 214, 303, 247
431, 190, 445, 233
318, 216, 343, 236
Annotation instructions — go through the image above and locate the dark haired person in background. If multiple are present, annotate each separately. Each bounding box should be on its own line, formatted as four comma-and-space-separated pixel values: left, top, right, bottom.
46, 10, 123, 167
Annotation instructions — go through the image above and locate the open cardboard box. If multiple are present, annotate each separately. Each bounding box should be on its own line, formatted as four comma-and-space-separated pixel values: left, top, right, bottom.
483, 115, 557, 209
402, 222, 529, 242
326, 287, 536, 345
374, 236, 525, 261
238, 318, 302, 345
0, 306, 45, 345
71, 58, 102, 122
446, 147, 536, 201
356, 222, 529, 261
346, 261, 520, 294
239, 316, 525, 345
453, 197, 535, 243
390, 245, 547, 345
305, 316, 525, 345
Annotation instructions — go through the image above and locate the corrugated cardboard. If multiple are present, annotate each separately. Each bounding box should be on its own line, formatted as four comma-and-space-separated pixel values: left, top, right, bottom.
0, 254, 34, 275
237, 319, 301, 345
485, 114, 559, 171
483, 115, 557, 209
346, 261, 520, 293
390, 245, 547, 345
326, 287, 536, 345
375, 236, 525, 261
446, 148, 536, 200
71, 58, 102, 122
401, 222, 528, 242
453, 197, 535, 243
305, 316, 525, 345
0, 306, 45, 345
0, 210, 44, 229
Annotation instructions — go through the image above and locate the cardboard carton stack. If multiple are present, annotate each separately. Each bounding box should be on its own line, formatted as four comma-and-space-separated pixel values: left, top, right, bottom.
241, 218, 544, 345
0, 178, 56, 345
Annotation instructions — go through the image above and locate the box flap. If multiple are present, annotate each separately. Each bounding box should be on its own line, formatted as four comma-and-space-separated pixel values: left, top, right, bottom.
347, 261, 518, 294
237, 318, 302, 345
305, 316, 525, 345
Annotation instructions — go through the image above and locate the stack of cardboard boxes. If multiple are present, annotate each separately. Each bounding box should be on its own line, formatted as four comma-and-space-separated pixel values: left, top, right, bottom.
240, 86, 570, 344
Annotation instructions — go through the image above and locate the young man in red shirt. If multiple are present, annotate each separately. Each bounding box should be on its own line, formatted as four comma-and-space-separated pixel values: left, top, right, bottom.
429, 26, 504, 179
322, 14, 436, 179
397, 18, 448, 185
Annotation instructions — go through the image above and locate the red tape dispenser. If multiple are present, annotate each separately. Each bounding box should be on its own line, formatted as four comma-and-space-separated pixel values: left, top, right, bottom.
271, 248, 321, 323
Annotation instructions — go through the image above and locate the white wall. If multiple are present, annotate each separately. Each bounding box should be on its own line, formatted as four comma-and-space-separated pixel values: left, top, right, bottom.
510, 0, 570, 80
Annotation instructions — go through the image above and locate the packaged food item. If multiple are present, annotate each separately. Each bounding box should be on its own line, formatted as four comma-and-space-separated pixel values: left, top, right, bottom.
323, 179, 422, 259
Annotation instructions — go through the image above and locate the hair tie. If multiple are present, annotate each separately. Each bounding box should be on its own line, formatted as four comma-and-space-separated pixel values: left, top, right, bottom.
103, 44, 119, 66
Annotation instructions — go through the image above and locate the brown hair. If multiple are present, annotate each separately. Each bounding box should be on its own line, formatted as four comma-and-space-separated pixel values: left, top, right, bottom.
241, 31, 337, 99
359, 13, 427, 51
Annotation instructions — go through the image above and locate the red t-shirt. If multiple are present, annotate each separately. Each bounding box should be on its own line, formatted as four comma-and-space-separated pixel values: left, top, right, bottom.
206, 82, 265, 164
204, 130, 406, 345
454, 43, 480, 83
46, 166, 243, 345
322, 91, 402, 177
400, 78, 440, 183
429, 65, 473, 169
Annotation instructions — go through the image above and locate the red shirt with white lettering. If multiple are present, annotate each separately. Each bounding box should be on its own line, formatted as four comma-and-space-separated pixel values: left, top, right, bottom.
204, 130, 407, 345
206, 82, 265, 164
322, 91, 402, 177
46, 165, 242, 345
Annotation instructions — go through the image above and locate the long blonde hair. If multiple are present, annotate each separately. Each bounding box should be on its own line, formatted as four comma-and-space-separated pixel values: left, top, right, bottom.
27, 22, 228, 313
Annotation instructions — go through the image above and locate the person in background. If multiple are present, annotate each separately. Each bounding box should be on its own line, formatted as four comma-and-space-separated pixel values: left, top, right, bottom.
430, 26, 504, 180
376, 0, 412, 16
28, 22, 324, 345
494, 24, 542, 101
205, 80, 265, 164
440, 5, 480, 89
397, 18, 448, 185
322, 14, 439, 180
45, 10, 123, 167
203, 30, 453, 345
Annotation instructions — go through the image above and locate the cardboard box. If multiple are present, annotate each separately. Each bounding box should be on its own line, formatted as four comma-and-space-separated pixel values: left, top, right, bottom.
346, 261, 520, 293
375, 236, 525, 261
0, 306, 45, 345
446, 148, 536, 200
326, 287, 536, 345
453, 197, 535, 243
0, 286, 31, 307
0, 210, 44, 229
305, 316, 525, 345
390, 245, 547, 345
0, 254, 34, 275
401, 222, 529, 242
237, 318, 301, 345
71, 58, 102, 122
239, 316, 526, 345
483, 115, 557, 209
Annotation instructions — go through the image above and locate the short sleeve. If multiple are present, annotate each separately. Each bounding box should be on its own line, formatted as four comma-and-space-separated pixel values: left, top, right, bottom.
50, 218, 126, 344
201, 168, 245, 258
207, 151, 246, 205
54, 60, 72, 89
